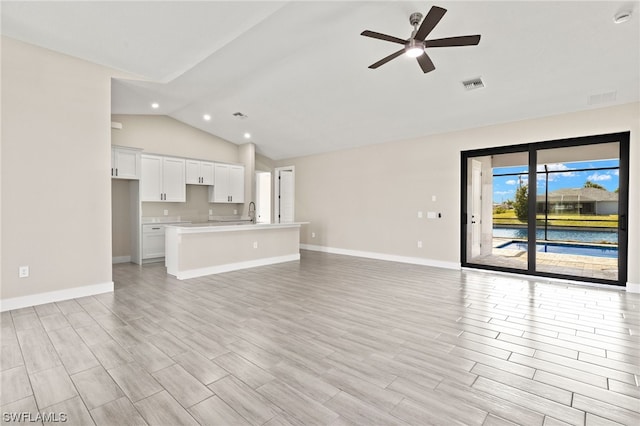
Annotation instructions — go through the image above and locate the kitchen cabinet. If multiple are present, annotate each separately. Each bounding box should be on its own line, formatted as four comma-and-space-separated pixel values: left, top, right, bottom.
142, 224, 166, 260
208, 164, 244, 203
186, 160, 215, 185
141, 154, 186, 202
111, 146, 141, 179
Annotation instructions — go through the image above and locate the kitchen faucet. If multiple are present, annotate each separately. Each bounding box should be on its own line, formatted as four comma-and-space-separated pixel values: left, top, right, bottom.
248, 201, 256, 223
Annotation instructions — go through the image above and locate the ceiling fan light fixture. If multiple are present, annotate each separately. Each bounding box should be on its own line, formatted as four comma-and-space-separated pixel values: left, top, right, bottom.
405, 39, 424, 58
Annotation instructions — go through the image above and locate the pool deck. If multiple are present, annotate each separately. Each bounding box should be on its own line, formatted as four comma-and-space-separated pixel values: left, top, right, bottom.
470, 238, 618, 281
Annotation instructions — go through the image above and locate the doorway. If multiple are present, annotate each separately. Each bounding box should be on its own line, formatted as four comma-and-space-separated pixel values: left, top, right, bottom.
461, 132, 629, 286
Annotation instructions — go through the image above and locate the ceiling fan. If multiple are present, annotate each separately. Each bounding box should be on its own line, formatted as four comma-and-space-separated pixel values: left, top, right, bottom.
361, 5, 481, 73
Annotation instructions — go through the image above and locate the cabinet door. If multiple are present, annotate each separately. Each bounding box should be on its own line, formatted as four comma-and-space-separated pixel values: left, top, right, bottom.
163, 157, 186, 202
113, 148, 141, 179
185, 160, 201, 184
142, 230, 165, 259
141, 155, 163, 201
212, 164, 230, 202
229, 165, 245, 203
201, 161, 215, 185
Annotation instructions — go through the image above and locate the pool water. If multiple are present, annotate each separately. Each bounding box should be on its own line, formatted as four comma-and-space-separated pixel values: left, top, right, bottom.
497, 241, 618, 258
493, 227, 617, 244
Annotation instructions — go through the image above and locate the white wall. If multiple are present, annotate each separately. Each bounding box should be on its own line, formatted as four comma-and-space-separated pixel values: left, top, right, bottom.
1, 37, 129, 307
111, 114, 239, 163
279, 102, 640, 285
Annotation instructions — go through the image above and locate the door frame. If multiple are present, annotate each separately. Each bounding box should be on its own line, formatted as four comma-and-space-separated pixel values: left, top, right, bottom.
460, 131, 630, 286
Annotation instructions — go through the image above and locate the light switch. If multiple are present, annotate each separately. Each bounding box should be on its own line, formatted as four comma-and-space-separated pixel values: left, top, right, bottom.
163, 209, 168, 216
418, 211, 423, 218
432, 195, 437, 202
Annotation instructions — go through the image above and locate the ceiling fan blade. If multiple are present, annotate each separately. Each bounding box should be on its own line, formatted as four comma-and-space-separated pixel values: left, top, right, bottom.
368, 49, 405, 69
414, 6, 447, 41
361, 30, 406, 45
425, 35, 481, 48
417, 53, 435, 73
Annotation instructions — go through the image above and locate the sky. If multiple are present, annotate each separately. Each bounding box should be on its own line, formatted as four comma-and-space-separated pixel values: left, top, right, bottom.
492, 159, 619, 204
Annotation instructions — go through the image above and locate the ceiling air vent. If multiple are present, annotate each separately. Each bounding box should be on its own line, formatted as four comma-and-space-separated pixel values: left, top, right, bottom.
462, 77, 485, 91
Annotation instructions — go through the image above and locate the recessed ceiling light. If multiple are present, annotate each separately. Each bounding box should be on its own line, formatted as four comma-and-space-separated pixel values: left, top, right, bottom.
244, 132, 251, 139
203, 114, 211, 121
151, 102, 159, 109
613, 10, 632, 24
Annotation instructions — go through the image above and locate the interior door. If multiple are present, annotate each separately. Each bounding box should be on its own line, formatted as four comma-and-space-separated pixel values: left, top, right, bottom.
277, 168, 295, 223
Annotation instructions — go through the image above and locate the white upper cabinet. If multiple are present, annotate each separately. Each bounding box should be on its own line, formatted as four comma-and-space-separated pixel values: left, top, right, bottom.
229, 165, 245, 203
209, 163, 245, 203
141, 154, 186, 202
111, 146, 141, 179
185, 160, 215, 185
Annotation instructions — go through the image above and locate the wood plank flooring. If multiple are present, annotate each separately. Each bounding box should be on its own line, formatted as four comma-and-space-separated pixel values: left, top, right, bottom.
1, 250, 639, 425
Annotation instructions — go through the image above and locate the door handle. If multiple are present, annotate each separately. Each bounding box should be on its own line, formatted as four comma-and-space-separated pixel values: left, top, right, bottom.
619, 214, 626, 231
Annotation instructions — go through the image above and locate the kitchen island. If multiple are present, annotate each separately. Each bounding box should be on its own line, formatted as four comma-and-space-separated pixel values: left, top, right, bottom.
164, 222, 303, 279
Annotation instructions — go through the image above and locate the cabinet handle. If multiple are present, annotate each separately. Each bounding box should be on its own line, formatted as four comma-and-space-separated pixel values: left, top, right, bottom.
151, 227, 160, 230
116, 168, 118, 177
111, 168, 113, 176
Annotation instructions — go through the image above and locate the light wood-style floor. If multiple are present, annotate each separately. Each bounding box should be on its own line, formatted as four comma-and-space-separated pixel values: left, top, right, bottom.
1, 250, 639, 425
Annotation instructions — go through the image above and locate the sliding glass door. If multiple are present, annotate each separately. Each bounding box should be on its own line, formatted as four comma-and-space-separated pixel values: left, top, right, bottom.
461, 132, 629, 286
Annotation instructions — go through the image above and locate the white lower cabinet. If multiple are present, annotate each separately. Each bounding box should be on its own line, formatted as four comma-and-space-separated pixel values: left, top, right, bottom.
142, 224, 166, 260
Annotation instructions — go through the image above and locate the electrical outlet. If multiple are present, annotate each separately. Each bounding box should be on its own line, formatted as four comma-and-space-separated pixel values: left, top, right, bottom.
417, 241, 423, 248
417, 211, 423, 218
234, 209, 238, 215
19, 266, 29, 278
432, 195, 437, 202
253, 242, 258, 249
163, 209, 168, 216
311, 232, 316, 238
209, 209, 213, 215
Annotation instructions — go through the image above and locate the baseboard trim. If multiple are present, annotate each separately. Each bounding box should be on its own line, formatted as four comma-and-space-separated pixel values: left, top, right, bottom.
171, 254, 301, 280
0, 281, 114, 312
300, 244, 461, 270
626, 282, 640, 293
112, 256, 131, 264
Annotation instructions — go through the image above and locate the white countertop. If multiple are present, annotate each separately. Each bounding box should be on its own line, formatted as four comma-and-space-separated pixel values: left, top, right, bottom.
165, 222, 308, 234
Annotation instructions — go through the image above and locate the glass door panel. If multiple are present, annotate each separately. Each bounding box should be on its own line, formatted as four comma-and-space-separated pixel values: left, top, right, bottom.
465, 153, 528, 270
535, 143, 620, 281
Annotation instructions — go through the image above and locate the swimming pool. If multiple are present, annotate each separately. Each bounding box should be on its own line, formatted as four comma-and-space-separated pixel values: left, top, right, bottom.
493, 227, 618, 244
497, 241, 618, 258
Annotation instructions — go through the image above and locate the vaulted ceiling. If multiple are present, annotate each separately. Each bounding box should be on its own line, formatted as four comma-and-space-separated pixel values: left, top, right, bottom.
2, 1, 638, 159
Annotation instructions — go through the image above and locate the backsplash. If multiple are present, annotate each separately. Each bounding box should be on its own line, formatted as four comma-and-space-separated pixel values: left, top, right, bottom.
141, 185, 240, 223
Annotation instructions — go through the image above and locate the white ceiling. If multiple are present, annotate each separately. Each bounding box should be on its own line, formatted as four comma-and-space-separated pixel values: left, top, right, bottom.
2, 1, 638, 160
